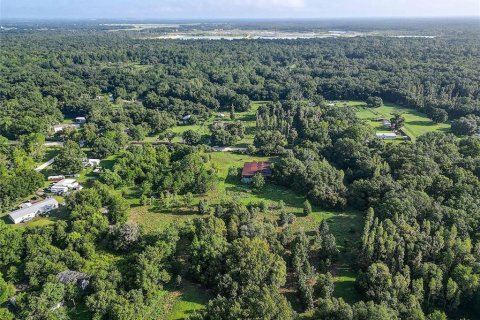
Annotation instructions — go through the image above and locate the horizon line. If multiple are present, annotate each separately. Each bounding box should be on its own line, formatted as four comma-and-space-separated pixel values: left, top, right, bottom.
2, 16, 480, 22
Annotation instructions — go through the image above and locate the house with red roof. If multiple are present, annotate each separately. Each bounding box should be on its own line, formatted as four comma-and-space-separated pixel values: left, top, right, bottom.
241, 161, 272, 183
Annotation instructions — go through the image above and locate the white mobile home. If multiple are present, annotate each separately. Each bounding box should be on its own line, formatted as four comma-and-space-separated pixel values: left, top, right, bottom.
376, 132, 397, 140
50, 179, 82, 194
8, 198, 59, 224
48, 175, 65, 182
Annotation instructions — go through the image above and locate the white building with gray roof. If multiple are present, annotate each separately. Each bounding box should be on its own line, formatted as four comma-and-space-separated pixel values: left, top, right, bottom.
8, 198, 59, 224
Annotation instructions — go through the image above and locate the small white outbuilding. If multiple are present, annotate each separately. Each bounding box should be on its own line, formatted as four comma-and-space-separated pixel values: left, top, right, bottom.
84, 159, 101, 167
75, 117, 86, 124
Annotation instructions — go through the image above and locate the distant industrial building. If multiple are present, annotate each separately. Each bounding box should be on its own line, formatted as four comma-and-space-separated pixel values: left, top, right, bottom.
8, 198, 59, 224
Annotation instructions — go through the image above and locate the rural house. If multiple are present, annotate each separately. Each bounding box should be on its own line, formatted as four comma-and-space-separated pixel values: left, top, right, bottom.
376, 132, 397, 140
50, 179, 82, 194
8, 198, 59, 224
241, 161, 272, 183
382, 120, 392, 129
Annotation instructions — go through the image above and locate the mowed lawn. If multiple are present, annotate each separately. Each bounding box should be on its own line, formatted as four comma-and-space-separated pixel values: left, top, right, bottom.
344, 100, 450, 141
166, 281, 211, 320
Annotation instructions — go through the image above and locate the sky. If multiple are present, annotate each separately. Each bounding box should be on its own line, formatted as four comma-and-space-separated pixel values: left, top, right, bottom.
2, 0, 480, 20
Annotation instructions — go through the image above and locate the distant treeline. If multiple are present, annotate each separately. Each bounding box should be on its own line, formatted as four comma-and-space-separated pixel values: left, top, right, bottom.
1, 28, 479, 139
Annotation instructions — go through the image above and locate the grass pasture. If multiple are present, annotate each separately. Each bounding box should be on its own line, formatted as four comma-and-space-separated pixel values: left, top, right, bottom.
166, 281, 211, 320
343, 100, 450, 141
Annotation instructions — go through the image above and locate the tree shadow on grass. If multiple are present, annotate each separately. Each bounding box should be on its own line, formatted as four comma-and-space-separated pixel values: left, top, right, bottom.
1, 215, 11, 224
407, 120, 436, 127
225, 184, 251, 194
238, 113, 256, 122
146, 206, 198, 217
244, 126, 256, 136
100, 157, 117, 170
332, 260, 362, 304
334, 277, 360, 304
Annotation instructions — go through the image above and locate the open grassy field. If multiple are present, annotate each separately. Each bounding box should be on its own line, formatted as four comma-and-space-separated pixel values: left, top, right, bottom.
166, 281, 211, 320
340, 100, 450, 141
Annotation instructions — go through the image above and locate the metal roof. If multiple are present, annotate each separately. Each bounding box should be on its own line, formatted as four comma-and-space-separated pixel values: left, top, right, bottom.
8, 198, 59, 221
242, 162, 272, 177
376, 132, 397, 137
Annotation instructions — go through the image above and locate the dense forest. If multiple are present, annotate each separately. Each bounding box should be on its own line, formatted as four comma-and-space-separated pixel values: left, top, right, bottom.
1, 23, 480, 141
1, 20, 480, 319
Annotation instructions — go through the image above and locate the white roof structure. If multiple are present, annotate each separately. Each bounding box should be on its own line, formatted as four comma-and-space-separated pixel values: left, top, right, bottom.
376, 132, 397, 139
54, 179, 77, 187
86, 159, 101, 166
19, 202, 32, 209
182, 115, 191, 121
51, 179, 82, 193
75, 117, 86, 123
48, 175, 65, 181
8, 198, 59, 224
